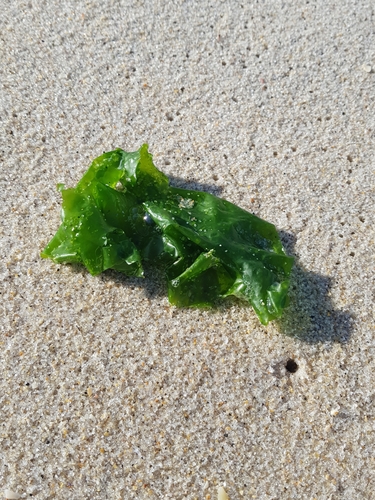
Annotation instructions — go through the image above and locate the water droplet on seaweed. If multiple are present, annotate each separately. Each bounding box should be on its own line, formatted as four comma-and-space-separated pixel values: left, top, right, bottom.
143, 213, 154, 225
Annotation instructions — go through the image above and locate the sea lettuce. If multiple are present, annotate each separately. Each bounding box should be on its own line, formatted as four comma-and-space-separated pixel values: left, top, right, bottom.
41, 144, 293, 324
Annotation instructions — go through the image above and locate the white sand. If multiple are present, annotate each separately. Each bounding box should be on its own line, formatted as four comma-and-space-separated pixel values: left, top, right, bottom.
1, 0, 374, 498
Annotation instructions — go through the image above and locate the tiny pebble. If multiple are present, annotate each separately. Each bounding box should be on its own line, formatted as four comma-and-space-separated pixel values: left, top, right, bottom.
4, 490, 21, 500
362, 64, 372, 73
218, 486, 229, 500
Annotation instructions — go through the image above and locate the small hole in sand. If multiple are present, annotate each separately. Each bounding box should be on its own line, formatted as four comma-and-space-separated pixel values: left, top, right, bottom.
285, 359, 298, 373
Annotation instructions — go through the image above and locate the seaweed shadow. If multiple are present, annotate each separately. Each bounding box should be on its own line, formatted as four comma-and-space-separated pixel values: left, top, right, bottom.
277, 231, 353, 343
168, 175, 224, 197
66, 260, 167, 300
101, 262, 168, 300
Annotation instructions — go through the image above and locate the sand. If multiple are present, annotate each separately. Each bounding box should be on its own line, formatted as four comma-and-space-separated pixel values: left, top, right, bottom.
1, 0, 374, 498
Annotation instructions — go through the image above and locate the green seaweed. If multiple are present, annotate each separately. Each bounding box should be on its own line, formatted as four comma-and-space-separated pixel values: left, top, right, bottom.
41, 144, 293, 324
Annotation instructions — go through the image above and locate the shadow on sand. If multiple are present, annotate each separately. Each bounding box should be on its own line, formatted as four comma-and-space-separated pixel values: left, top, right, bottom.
167, 175, 224, 197
100, 262, 169, 300
276, 230, 353, 343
